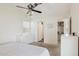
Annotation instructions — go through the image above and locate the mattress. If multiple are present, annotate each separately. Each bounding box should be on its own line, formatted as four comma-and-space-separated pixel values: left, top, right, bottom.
0, 42, 50, 56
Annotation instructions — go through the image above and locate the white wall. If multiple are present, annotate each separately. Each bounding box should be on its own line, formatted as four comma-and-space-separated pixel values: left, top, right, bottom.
0, 4, 32, 43
70, 4, 79, 34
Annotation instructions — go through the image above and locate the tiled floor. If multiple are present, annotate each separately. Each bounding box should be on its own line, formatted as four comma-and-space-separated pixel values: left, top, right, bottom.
30, 42, 60, 56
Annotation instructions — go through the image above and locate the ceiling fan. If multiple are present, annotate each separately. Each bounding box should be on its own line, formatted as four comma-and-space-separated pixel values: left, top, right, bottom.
16, 3, 42, 15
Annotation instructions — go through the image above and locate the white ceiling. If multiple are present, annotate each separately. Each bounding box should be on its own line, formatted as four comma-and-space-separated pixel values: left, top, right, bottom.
14, 3, 71, 17
39, 3, 71, 17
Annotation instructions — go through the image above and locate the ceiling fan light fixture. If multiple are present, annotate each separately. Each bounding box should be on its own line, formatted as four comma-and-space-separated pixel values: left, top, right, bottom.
16, 3, 42, 15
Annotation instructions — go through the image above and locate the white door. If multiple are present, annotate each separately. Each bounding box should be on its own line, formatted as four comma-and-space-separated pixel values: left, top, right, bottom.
37, 22, 44, 42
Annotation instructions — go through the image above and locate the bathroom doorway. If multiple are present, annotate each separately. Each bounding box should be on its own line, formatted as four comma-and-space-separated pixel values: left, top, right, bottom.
57, 21, 64, 43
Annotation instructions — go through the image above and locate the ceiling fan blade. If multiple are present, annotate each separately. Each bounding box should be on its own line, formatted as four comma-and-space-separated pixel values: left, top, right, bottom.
32, 9, 42, 13
16, 5, 28, 9
27, 3, 42, 9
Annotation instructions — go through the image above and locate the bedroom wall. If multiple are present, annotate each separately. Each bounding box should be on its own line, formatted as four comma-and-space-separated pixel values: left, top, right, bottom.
70, 4, 79, 34
0, 4, 23, 43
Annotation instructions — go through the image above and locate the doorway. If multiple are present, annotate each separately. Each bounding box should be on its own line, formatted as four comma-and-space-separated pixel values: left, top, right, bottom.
57, 21, 64, 43
37, 21, 44, 42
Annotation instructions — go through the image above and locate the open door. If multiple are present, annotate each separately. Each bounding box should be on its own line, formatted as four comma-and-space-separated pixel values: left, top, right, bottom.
37, 22, 44, 42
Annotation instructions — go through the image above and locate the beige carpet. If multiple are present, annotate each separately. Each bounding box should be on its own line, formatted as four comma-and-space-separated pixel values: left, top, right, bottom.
30, 42, 60, 56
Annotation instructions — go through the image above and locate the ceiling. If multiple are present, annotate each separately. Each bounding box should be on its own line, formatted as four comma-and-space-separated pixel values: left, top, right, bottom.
14, 3, 71, 17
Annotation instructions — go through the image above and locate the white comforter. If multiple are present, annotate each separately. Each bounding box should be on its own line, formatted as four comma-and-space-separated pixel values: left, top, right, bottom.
0, 42, 50, 56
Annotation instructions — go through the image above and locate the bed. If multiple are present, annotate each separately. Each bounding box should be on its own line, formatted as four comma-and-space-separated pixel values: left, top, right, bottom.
0, 42, 50, 56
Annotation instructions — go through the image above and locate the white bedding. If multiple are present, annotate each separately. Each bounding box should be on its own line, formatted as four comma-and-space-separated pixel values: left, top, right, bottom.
0, 42, 50, 56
